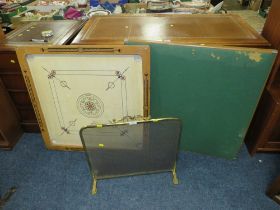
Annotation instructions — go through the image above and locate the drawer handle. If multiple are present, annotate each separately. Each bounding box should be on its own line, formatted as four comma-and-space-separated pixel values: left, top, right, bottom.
10, 60, 15, 64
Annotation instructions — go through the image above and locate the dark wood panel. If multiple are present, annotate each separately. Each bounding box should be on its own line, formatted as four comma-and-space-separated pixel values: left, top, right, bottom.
262, 0, 280, 49
267, 175, 280, 205
20, 122, 40, 133
0, 135, 6, 144
264, 141, 280, 149
13, 104, 38, 131
245, 0, 280, 154
267, 53, 280, 89
0, 79, 23, 149
9, 91, 32, 106
0, 74, 27, 90
245, 89, 280, 154
263, 0, 280, 90
245, 90, 272, 153
17, 108, 37, 122
0, 52, 20, 71
257, 147, 280, 152
270, 119, 280, 142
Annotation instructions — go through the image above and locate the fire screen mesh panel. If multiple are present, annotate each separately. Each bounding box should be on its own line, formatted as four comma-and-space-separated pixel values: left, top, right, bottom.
80, 118, 181, 194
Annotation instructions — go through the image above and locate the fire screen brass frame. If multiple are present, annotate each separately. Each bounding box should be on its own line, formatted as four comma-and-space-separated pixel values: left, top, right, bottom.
79, 118, 182, 194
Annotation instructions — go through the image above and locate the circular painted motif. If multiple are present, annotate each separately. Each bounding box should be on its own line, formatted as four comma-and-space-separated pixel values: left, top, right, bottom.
77, 93, 104, 118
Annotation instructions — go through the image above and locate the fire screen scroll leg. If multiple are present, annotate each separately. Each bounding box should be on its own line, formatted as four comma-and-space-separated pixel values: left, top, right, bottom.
172, 165, 179, 185
92, 177, 97, 195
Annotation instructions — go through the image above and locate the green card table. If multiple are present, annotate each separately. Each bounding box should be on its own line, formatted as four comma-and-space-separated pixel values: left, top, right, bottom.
127, 42, 276, 159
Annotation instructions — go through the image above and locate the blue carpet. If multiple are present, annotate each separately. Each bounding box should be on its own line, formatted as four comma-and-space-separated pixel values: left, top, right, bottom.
0, 133, 280, 210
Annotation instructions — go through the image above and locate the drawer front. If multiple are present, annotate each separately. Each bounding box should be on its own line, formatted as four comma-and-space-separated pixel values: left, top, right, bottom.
18, 108, 37, 122
21, 122, 40, 133
0, 53, 21, 71
0, 138, 10, 148
18, 108, 40, 132
268, 104, 280, 142
9, 91, 32, 106
0, 135, 8, 144
0, 74, 27, 90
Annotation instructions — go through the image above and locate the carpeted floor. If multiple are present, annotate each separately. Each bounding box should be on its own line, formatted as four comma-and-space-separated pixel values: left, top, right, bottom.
0, 133, 280, 210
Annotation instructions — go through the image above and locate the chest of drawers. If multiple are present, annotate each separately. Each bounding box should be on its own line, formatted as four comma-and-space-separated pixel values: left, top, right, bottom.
0, 20, 84, 135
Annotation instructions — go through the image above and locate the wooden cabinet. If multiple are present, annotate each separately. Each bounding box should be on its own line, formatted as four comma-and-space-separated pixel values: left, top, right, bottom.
0, 51, 38, 133
246, 89, 280, 153
245, 0, 280, 154
0, 20, 84, 134
267, 175, 280, 205
0, 28, 4, 41
0, 78, 23, 149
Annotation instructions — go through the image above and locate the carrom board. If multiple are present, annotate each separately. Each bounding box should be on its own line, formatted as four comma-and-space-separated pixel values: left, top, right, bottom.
16, 45, 150, 150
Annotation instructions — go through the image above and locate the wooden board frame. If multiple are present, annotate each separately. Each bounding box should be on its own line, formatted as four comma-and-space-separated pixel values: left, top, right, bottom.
16, 45, 150, 151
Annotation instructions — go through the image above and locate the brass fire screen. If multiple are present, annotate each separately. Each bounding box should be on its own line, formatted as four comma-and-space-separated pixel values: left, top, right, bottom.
80, 118, 182, 194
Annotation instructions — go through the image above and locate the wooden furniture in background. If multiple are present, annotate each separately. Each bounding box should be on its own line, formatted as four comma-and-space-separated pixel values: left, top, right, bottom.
240, 0, 250, 6
267, 175, 280, 205
0, 79, 23, 150
71, 14, 269, 47
259, 0, 272, 17
245, 0, 280, 154
249, 0, 262, 10
0, 28, 4, 41
0, 20, 84, 133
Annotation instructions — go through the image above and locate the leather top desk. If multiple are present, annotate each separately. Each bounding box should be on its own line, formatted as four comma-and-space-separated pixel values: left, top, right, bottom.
72, 14, 269, 47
